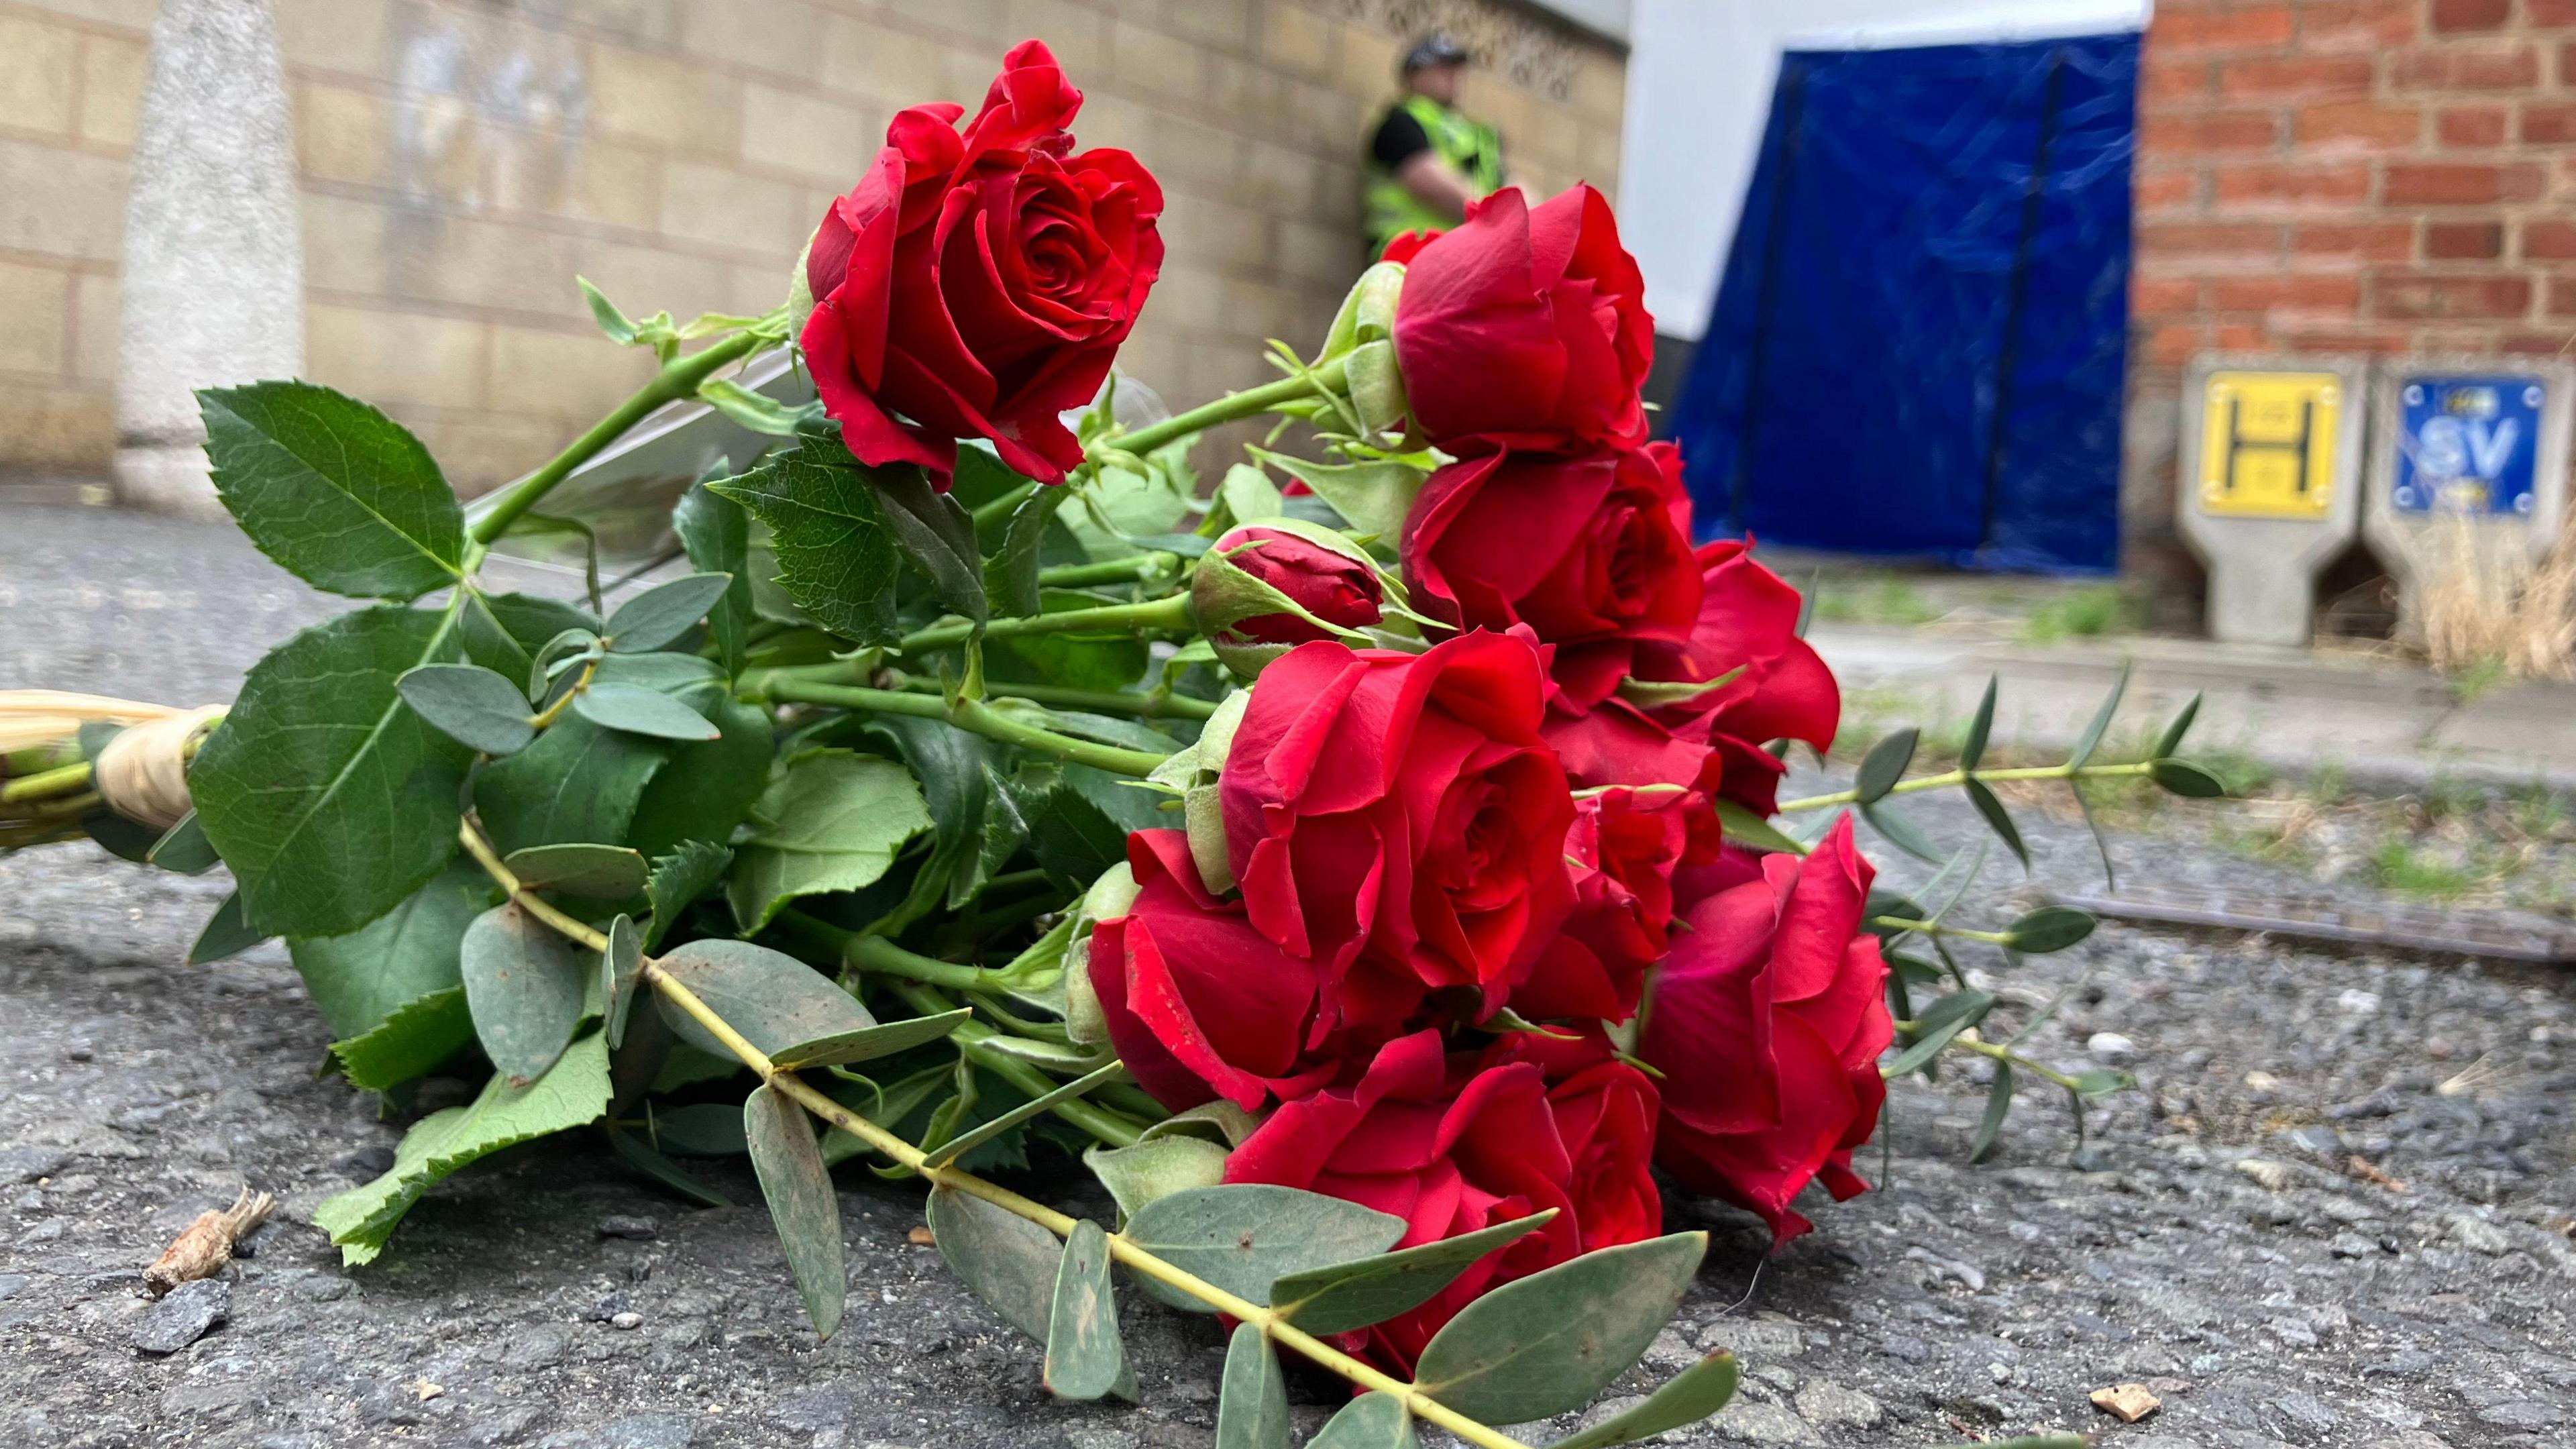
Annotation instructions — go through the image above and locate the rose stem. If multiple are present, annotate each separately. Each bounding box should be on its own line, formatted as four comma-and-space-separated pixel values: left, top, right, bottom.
894, 591, 1195, 655
750, 680, 1173, 777
1772, 759, 2156, 814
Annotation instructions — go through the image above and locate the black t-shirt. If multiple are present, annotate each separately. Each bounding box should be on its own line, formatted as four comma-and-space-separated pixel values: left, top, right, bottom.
1371, 107, 1434, 170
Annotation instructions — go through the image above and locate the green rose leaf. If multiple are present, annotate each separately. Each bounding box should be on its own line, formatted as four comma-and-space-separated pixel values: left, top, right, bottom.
287, 862, 489, 1040
1411, 1231, 1708, 1426
328, 987, 474, 1093
1216, 1320, 1291, 1449
875, 462, 988, 627
198, 380, 464, 600
461, 592, 601, 685
1269, 1209, 1558, 1336
643, 840, 732, 951
473, 712, 666, 855
652, 938, 873, 1059
987, 590, 1153, 692
398, 663, 536, 757
1248, 447, 1423, 541
190, 606, 473, 938
744, 1083, 846, 1340
186, 892, 268, 965
503, 842, 649, 899
1118, 1185, 1405, 1313
604, 572, 734, 654
708, 447, 904, 645
315, 1030, 610, 1265
727, 751, 932, 932
147, 812, 220, 875
986, 483, 1070, 619
1540, 1350, 1741, 1449
460, 902, 592, 1085
1043, 1218, 1128, 1401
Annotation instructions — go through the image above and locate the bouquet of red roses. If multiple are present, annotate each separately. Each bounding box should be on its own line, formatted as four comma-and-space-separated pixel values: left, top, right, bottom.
11, 40, 2216, 1449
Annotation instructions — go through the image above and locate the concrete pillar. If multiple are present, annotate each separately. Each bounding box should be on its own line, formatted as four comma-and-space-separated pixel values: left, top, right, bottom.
112, 0, 303, 520
2364, 360, 2575, 646
2174, 356, 2367, 648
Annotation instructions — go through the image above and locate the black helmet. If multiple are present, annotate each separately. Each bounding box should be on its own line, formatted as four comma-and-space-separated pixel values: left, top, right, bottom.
1401, 32, 1469, 74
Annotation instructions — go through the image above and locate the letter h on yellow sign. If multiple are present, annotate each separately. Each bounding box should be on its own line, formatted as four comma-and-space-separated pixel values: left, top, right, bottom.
2198, 372, 2341, 520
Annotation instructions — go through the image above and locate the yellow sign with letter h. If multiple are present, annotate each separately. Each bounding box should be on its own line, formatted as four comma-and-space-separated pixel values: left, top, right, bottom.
2198, 372, 2341, 520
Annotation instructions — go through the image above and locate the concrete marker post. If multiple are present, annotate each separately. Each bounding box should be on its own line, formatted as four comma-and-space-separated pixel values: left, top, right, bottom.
2363, 359, 2574, 647
2175, 354, 2367, 648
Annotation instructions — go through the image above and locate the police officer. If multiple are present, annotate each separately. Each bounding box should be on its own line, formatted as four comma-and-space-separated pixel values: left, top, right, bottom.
1363, 34, 1505, 257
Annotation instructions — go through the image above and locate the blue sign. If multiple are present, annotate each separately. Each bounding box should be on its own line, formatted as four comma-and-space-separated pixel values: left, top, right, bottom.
2394, 374, 2545, 515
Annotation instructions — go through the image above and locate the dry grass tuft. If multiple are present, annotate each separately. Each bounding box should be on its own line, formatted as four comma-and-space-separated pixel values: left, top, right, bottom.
2416, 516, 2576, 682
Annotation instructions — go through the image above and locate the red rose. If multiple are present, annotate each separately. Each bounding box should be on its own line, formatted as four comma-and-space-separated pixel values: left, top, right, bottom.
1401, 443, 1700, 705
1640, 816, 1892, 1244
1389, 184, 1652, 453
1223, 1029, 1658, 1373
1511, 785, 1719, 1024
1085, 830, 1358, 1112
1542, 541, 1839, 817
1220, 633, 1576, 1026
800, 40, 1164, 484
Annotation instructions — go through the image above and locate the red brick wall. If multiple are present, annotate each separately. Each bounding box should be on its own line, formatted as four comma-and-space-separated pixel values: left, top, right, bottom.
2124, 0, 2576, 595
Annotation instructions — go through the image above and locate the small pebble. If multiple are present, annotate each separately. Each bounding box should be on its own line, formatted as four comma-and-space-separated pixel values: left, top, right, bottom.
610, 1311, 643, 1331
2086, 1031, 2139, 1064
596, 1216, 658, 1241
131, 1278, 229, 1355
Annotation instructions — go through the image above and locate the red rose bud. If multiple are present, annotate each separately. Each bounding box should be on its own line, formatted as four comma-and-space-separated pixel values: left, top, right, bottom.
1391, 184, 1653, 455
800, 40, 1165, 486
1222, 1028, 1657, 1375
1191, 522, 1383, 680
1640, 814, 1893, 1246
1219, 632, 1576, 1026
1403, 442, 1700, 707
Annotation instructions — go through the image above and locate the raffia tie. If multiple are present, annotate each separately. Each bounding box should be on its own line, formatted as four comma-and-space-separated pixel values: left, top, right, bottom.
94, 706, 226, 832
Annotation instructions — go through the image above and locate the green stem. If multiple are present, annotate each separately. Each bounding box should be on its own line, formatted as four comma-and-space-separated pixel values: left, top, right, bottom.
1774, 759, 2155, 814
1872, 916, 2012, 947
919, 1061, 1129, 1169
1040, 556, 1167, 588
969, 480, 1040, 530
470, 327, 769, 547
759, 679, 1173, 776
899, 591, 1196, 655
1889, 1019, 2086, 1091
1094, 361, 1342, 463
778, 912, 988, 991
892, 981, 1144, 1147
893, 674, 1216, 721
0, 760, 93, 804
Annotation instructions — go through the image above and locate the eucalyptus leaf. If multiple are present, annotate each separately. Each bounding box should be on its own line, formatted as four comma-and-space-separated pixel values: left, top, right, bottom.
708, 447, 904, 645
573, 682, 721, 741
2072, 780, 2118, 890
2004, 905, 2096, 953
1963, 777, 2029, 871
506, 843, 649, 899
1859, 798, 1943, 863
2151, 758, 2227, 798
927, 1183, 1061, 1341
607, 1123, 733, 1208
1411, 1231, 1707, 1426
1044, 1219, 1126, 1400
653, 938, 874, 1060
197, 380, 464, 600
771, 1008, 973, 1069
1854, 727, 1917, 804
460, 903, 592, 1085
745, 1083, 845, 1339
1118, 1185, 1405, 1312
600, 914, 643, 1050
604, 572, 734, 653
1542, 1351, 1741, 1449
1270, 1210, 1557, 1336
1886, 989, 1997, 1077
190, 606, 472, 938
398, 663, 536, 755
1711, 798, 1807, 856
2068, 660, 2131, 769
1307, 1392, 1416, 1449
1960, 676, 1998, 771
1216, 1321, 1290, 1449
1971, 1062, 2017, 1165
1083, 1135, 1230, 1222
650, 1102, 751, 1155
2155, 692, 2204, 759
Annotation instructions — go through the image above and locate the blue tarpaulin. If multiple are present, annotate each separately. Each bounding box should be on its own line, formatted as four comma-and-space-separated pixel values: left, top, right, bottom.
1673, 32, 2138, 572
